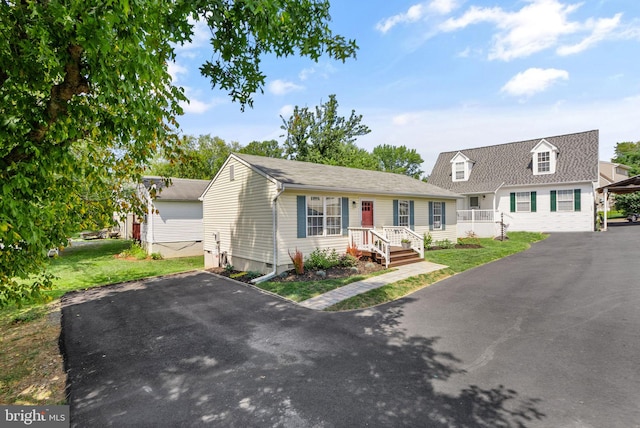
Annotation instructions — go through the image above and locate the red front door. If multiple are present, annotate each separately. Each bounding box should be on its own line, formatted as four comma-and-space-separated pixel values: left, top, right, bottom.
361, 201, 373, 228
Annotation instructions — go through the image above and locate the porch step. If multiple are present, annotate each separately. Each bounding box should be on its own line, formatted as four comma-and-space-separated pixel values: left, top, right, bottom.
366, 246, 424, 268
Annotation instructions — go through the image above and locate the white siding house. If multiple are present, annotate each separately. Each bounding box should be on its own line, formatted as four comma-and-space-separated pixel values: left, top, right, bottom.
201, 154, 462, 279
428, 130, 600, 236
139, 177, 209, 258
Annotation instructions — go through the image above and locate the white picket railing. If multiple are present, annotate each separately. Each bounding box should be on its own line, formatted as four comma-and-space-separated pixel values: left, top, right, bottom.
349, 226, 424, 267
457, 209, 495, 222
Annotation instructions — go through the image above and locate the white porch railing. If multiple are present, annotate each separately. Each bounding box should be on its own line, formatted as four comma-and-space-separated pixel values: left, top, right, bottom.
382, 226, 424, 259
457, 209, 495, 222
349, 226, 424, 267
457, 210, 500, 238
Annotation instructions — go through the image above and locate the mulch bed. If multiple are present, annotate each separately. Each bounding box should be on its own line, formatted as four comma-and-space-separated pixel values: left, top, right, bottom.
208, 258, 386, 284
210, 244, 484, 284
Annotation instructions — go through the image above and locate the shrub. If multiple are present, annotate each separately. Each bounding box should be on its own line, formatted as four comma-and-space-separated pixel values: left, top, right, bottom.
339, 254, 359, 267
305, 248, 340, 270
423, 232, 433, 249
288, 248, 304, 275
119, 242, 147, 260
150, 252, 163, 260
224, 263, 235, 273
435, 238, 455, 249
458, 231, 481, 246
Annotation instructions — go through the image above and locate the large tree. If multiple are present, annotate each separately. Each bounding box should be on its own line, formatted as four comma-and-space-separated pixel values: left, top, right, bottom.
149, 135, 241, 180
0, 1, 357, 305
372, 144, 424, 179
612, 141, 640, 176
281, 94, 373, 167
239, 139, 284, 158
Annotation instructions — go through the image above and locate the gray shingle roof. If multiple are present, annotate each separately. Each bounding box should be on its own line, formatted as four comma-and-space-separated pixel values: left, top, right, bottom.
428, 130, 599, 194
233, 153, 461, 199
143, 177, 210, 201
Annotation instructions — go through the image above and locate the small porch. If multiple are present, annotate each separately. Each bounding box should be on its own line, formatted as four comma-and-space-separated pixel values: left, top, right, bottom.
456, 209, 503, 238
348, 226, 424, 268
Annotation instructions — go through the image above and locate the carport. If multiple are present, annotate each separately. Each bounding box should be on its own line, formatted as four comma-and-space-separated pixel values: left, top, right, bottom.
597, 174, 640, 231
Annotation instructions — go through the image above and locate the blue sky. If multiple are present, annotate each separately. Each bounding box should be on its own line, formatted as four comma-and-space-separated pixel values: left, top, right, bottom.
170, 0, 640, 174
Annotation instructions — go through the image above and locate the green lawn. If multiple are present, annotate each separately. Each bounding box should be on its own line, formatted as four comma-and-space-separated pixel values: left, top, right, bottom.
256, 269, 391, 302
327, 232, 547, 311
40, 239, 203, 301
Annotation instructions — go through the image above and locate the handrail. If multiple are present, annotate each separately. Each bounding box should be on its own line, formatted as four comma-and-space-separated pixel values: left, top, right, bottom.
382, 226, 424, 259
369, 229, 390, 268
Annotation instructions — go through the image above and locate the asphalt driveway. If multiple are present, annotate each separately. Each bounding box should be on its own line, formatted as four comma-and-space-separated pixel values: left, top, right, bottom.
61, 227, 640, 427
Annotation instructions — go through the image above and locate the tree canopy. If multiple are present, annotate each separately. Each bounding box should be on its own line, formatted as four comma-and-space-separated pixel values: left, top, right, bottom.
372, 144, 424, 179
281, 94, 375, 167
0, 0, 357, 306
612, 141, 640, 176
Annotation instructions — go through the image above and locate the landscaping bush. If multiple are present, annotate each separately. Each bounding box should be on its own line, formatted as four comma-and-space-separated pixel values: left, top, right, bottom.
305, 248, 341, 270
119, 242, 147, 260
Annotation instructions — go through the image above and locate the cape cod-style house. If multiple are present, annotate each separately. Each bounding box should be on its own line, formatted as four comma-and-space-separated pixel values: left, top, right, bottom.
200, 153, 462, 281
428, 130, 600, 236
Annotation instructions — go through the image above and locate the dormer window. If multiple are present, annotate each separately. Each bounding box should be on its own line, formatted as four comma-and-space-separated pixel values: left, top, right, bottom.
531, 139, 558, 175
450, 152, 472, 182
455, 162, 465, 180
537, 152, 550, 172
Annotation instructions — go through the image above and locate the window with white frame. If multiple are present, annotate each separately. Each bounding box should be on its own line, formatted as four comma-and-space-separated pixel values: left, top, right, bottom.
469, 196, 479, 209
398, 200, 409, 227
516, 192, 530, 212
455, 162, 465, 180
307, 196, 342, 236
537, 152, 550, 173
432, 202, 443, 230
557, 189, 574, 211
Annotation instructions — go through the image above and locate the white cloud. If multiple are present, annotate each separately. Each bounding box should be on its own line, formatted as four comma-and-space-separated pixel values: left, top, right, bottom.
299, 67, 315, 81
356, 94, 640, 173
557, 13, 622, 55
180, 98, 214, 114
167, 62, 188, 83
439, 0, 623, 61
501, 68, 569, 97
173, 19, 211, 59
178, 86, 224, 114
428, 0, 458, 15
376, 4, 426, 34
376, 1, 459, 34
268, 79, 304, 96
298, 63, 336, 81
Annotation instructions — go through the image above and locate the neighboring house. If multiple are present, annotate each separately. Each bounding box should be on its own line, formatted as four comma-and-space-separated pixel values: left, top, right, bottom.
428, 130, 600, 236
138, 177, 210, 258
597, 160, 632, 212
200, 153, 461, 279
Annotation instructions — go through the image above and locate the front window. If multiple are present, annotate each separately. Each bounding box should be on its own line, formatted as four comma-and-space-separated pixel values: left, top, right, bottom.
516, 192, 530, 212
432, 202, 443, 230
398, 200, 409, 227
470, 196, 479, 209
455, 162, 465, 180
537, 152, 550, 173
557, 190, 574, 211
307, 196, 342, 236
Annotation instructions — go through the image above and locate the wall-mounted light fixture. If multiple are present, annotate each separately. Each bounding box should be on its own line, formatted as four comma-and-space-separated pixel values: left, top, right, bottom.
352, 200, 357, 207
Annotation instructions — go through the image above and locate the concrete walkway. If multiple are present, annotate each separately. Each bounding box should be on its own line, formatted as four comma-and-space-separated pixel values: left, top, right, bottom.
298, 261, 448, 310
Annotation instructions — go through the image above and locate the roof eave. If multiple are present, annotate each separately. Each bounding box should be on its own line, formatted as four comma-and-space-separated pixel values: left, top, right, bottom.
281, 183, 463, 199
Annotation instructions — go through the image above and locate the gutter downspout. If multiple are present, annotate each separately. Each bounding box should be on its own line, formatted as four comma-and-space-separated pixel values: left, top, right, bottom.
252, 184, 285, 284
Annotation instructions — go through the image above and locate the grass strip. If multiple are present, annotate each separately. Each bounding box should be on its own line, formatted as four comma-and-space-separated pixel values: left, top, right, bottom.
326, 232, 547, 311
256, 269, 391, 302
